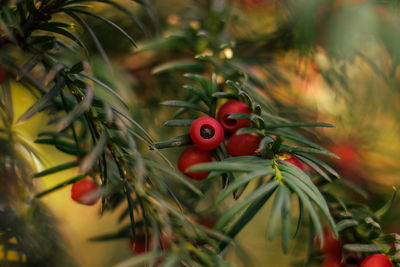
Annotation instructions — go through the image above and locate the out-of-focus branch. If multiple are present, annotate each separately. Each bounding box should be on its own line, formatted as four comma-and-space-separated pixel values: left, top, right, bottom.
22, 0, 67, 37
0, 0, 67, 47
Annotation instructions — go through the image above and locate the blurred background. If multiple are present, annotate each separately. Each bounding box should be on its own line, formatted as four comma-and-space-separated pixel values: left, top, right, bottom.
4, 0, 400, 266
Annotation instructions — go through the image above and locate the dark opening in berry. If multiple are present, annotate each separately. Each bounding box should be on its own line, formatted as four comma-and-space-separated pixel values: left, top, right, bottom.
223, 115, 237, 126
345, 256, 360, 266
217, 100, 251, 133
200, 126, 214, 139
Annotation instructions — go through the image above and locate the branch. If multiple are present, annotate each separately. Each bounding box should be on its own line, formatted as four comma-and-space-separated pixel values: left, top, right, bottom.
22, 0, 68, 39
0, 0, 68, 46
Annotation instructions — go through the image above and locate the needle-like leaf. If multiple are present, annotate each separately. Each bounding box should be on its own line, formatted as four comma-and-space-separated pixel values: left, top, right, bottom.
80, 131, 107, 173
17, 77, 65, 123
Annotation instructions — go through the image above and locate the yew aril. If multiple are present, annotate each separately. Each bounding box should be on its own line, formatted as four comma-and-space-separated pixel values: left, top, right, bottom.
283, 154, 305, 171
190, 117, 224, 151
178, 146, 212, 180
217, 100, 250, 133
71, 178, 100, 205
316, 228, 341, 257
360, 254, 392, 267
130, 234, 167, 254
227, 133, 261, 156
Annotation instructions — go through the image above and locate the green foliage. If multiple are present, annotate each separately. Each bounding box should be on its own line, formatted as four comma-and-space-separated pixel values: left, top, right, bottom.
1, 0, 400, 266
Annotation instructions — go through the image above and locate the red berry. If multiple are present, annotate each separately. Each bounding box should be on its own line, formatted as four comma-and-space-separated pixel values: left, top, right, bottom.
199, 217, 217, 229
331, 143, 359, 175
217, 100, 250, 133
130, 234, 167, 254
239, 0, 276, 7
227, 133, 261, 156
283, 154, 305, 171
71, 178, 100, 205
178, 146, 212, 180
331, 144, 358, 164
0, 65, 5, 84
316, 228, 341, 257
361, 254, 392, 267
321, 256, 342, 267
130, 237, 146, 254
190, 117, 224, 150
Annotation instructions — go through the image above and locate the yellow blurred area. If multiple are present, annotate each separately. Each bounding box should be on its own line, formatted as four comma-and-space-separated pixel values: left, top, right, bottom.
0, 238, 25, 262
10, 82, 133, 266
0, 247, 26, 262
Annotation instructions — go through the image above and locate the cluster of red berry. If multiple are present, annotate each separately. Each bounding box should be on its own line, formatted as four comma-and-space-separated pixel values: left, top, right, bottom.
317, 228, 392, 267
178, 100, 304, 180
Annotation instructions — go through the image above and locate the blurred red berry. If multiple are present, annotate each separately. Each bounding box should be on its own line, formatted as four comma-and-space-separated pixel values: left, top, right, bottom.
239, 0, 277, 7
130, 234, 167, 254
130, 237, 146, 254
360, 254, 392, 267
331, 144, 358, 164
190, 117, 224, 150
316, 228, 341, 257
217, 100, 250, 133
321, 256, 342, 267
178, 146, 212, 180
199, 217, 217, 229
71, 178, 99, 205
227, 133, 261, 156
246, 0, 264, 3
330, 143, 360, 177
0, 65, 5, 84
283, 154, 305, 171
